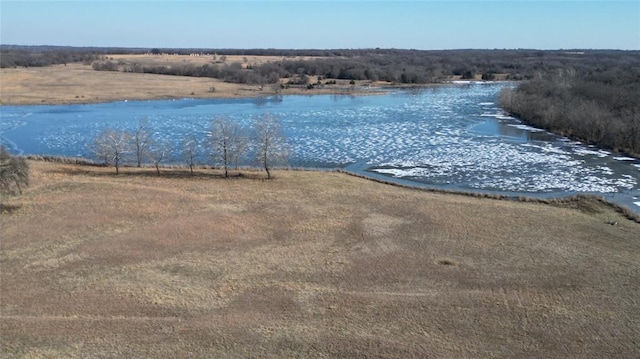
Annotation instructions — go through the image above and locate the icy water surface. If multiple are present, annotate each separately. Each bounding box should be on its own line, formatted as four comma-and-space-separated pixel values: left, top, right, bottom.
1, 82, 639, 212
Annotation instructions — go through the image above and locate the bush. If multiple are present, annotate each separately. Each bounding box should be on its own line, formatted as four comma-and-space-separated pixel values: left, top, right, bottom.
0, 146, 29, 198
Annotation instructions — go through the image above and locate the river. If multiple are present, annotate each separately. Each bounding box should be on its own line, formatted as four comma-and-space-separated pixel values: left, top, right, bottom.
1, 82, 639, 213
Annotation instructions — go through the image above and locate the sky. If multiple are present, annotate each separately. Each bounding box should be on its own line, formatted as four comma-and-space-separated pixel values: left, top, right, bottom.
1, 1, 639, 50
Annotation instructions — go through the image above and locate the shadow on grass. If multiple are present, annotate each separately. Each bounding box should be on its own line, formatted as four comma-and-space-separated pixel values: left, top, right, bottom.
47, 164, 271, 181
0, 203, 22, 214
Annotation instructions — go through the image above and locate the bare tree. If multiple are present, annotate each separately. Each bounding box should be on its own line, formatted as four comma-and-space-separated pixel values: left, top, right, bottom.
210, 116, 246, 178
253, 114, 289, 179
87, 132, 111, 166
181, 135, 199, 176
92, 129, 131, 175
271, 83, 283, 98
0, 146, 29, 201
132, 118, 152, 167
148, 138, 172, 175
231, 130, 249, 171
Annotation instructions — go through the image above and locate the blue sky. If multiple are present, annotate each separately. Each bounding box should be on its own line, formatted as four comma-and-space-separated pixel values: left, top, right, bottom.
1, 1, 639, 50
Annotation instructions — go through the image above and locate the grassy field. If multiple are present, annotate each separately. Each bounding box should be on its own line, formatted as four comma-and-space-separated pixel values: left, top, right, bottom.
1, 161, 639, 358
0, 54, 375, 106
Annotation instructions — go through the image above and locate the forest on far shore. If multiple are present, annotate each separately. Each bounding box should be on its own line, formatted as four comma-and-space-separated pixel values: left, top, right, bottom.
2, 45, 639, 157
500, 64, 640, 157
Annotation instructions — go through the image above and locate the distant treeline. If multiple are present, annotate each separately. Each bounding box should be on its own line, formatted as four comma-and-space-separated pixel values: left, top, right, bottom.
89, 49, 640, 85
500, 65, 640, 156
0, 46, 102, 67
3, 45, 639, 85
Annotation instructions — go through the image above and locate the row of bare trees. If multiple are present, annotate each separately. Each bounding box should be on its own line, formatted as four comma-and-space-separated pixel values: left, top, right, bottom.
89, 114, 289, 178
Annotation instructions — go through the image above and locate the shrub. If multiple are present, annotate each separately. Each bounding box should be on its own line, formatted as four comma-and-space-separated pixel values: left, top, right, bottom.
0, 146, 29, 199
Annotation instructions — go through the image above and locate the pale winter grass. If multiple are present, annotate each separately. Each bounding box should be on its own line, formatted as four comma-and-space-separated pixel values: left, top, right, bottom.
0, 54, 372, 106
1, 161, 639, 358
0, 62, 264, 105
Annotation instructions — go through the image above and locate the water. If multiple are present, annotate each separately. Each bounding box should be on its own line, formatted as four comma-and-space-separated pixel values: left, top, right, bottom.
2, 82, 639, 213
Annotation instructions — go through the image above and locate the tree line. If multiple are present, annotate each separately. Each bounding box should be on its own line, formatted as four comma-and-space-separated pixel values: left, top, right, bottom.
0, 46, 102, 67
500, 65, 640, 156
5, 45, 637, 85
89, 114, 289, 179
89, 49, 640, 85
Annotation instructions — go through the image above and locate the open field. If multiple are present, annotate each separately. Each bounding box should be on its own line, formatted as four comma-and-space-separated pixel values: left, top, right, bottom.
1, 161, 639, 357
0, 54, 377, 105
107, 53, 318, 68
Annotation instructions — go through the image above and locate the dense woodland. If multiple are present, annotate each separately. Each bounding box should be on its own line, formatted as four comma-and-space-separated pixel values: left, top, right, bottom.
2, 45, 639, 156
500, 65, 640, 156
0, 46, 102, 67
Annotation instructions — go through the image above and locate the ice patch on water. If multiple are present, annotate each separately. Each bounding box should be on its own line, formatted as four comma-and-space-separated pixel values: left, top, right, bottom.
614, 156, 636, 161
374, 168, 427, 178
507, 124, 545, 132
573, 147, 610, 157
634, 202, 640, 207
370, 133, 638, 194
480, 112, 503, 117
521, 143, 570, 156
0, 118, 28, 132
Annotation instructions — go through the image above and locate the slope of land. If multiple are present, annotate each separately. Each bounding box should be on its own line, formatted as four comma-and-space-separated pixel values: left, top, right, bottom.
1, 161, 639, 358
0, 55, 382, 105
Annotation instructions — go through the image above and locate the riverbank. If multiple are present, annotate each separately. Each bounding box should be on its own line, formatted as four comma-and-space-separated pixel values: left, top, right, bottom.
0, 62, 399, 106
0, 54, 501, 106
2, 160, 639, 357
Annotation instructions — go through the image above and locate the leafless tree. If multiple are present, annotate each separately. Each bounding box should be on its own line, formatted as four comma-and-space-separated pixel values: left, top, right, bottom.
253, 114, 290, 179
87, 132, 111, 166
148, 138, 172, 175
231, 130, 249, 171
181, 135, 199, 176
271, 83, 282, 98
210, 116, 247, 178
0, 146, 29, 200
132, 118, 152, 167
92, 129, 131, 175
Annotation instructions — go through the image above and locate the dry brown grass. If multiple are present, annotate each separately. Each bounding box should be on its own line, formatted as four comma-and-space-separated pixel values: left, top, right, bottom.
107, 54, 311, 68
2, 161, 639, 358
0, 62, 262, 105
0, 54, 375, 105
